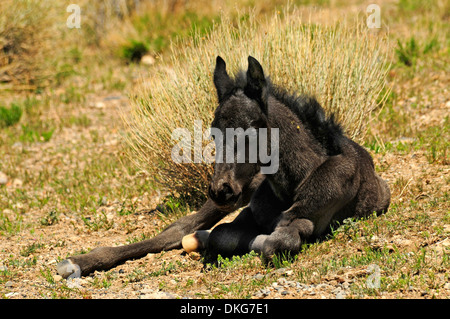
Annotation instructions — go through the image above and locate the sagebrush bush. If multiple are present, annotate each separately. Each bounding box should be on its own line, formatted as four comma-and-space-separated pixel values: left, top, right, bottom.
123, 10, 390, 201
0, 0, 59, 86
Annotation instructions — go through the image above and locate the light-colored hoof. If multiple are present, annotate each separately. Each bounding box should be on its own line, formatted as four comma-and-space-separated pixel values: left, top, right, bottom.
182, 230, 211, 253
56, 259, 81, 279
249, 234, 269, 253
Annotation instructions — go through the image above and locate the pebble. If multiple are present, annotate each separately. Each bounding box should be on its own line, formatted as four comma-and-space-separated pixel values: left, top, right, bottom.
252, 273, 265, 281
12, 178, 23, 188
96, 101, 105, 108
0, 171, 7, 185
335, 291, 346, 299
141, 54, 155, 65
140, 291, 176, 299
103, 96, 123, 101
255, 288, 271, 298
11, 142, 23, 150
277, 278, 287, 285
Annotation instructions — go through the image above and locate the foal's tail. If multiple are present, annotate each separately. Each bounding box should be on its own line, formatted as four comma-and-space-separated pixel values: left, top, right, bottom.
375, 175, 391, 215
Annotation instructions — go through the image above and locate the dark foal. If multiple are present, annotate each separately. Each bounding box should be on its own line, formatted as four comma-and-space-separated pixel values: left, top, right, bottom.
204, 56, 390, 260
57, 56, 390, 278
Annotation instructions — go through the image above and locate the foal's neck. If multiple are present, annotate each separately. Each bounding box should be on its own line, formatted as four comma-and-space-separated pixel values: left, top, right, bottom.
264, 98, 326, 201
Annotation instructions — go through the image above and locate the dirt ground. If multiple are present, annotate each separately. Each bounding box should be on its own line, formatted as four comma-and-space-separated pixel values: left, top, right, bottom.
1, 81, 448, 299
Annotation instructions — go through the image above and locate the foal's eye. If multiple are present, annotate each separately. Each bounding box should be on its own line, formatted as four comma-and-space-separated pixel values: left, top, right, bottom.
250, 119, 263, 129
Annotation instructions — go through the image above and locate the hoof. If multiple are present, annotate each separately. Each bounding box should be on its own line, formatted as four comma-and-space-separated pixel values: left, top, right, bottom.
249, 234, 269, 253
182, 230, 211, 253
57, 259, 81, 279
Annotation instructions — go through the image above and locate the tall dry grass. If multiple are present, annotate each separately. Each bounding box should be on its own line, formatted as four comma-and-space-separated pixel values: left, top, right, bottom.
123, 9, 390, 201
0, 0, 92, 89
0, 0, 57, 87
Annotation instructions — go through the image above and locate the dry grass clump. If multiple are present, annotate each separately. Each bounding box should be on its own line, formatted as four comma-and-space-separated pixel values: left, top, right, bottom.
123, 9, 390, 200
0, 0, 63, 87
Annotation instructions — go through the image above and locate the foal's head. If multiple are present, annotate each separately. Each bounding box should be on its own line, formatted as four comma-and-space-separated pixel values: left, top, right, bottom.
208, 56, 277, 210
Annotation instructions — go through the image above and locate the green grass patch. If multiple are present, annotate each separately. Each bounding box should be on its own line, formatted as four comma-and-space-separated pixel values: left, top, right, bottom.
395, 36, 440, 67
0, 103, 22, 128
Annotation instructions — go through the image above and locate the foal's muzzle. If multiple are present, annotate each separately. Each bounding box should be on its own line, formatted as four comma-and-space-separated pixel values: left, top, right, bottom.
208, 182, 240, 208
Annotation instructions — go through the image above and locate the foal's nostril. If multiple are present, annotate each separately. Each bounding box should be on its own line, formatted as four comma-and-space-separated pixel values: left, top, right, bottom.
209, 182, 236, 205
221, 183, 232, 196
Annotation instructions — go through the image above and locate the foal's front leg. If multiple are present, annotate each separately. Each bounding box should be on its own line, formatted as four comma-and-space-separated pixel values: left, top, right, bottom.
259, 153, 359, 259
250, 219, 313, 258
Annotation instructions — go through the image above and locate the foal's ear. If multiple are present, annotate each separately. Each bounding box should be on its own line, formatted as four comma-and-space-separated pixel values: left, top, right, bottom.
245, 56, 268, 114
213, 56, 233, 102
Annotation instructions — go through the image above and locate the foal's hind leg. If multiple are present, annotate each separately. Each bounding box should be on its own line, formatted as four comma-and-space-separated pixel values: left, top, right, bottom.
206, 207, 262, 258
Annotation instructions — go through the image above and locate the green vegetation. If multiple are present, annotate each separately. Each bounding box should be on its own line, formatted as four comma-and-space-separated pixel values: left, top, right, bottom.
125, 10, 390, 200
0, 104, 22, 128
395, 36, 440, 67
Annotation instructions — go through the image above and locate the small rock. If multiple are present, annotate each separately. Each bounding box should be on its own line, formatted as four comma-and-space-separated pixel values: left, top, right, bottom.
141, 54, 155, 65
2, 208, 13, 215
140, 291, 176, 299
103, 96, 123, 101
188, 252, 201, 261
335, 291, 346, 299
12, 142, 23, 151
285, 280, 296, 288
95, 101, 105, 109
253, 292, 265, 299
0, 171, 8, 185
12, 179, 23, 188
275, 267, 289, 275
252, 273, 265, 281
254, 288, 270, 299
443, 283, 450, 290
296, 282, 307, 290
140, 287, 153, 295
53, 275, 63, 282
5, 281, 14, 288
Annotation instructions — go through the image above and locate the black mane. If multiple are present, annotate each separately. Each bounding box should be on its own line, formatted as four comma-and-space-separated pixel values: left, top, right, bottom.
232, 71, 345, 156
